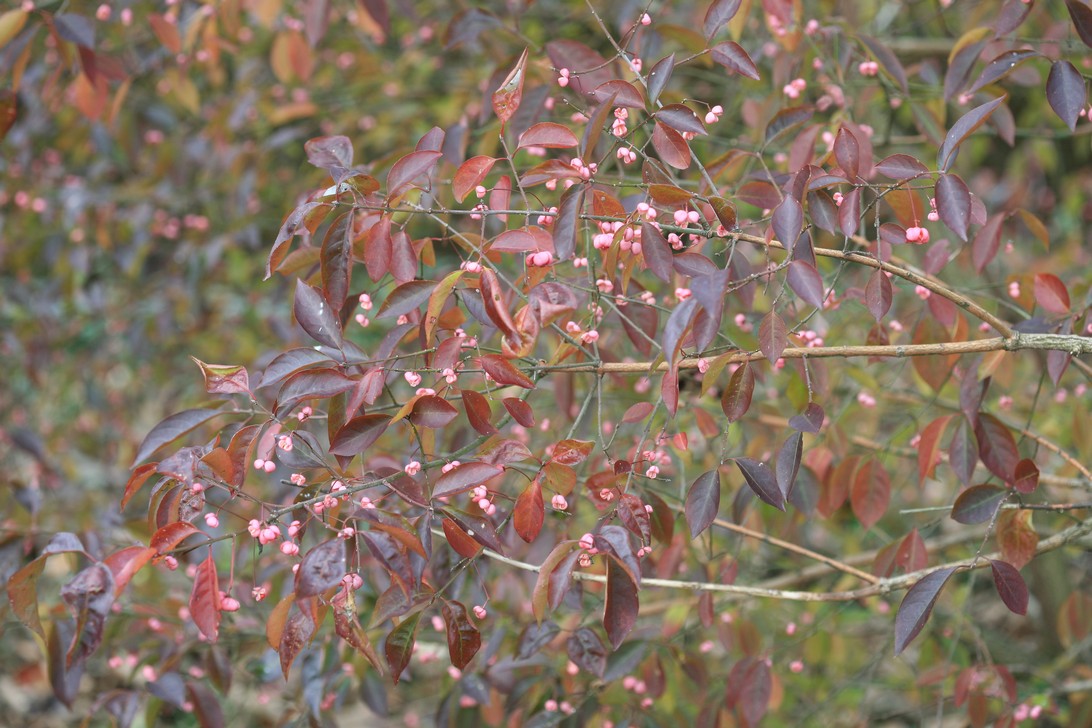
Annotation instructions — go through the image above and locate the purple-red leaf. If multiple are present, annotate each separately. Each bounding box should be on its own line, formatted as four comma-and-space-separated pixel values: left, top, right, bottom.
865, 268, 892, 322
442, 601, 481, 670
651, 121, 691, 169
772, 195, 803, 252
132, 409, 222, 466
604, 557, 639, 650
296, 539, 347, 599
935, 173, 971, 241
408, 395, 459, 429
329, 414, 391, 456
655, 104, 707, 135
384, 613, 420, 684
503, 397, 535, 427
895, 567, 958, 654
294, 280, 343, 349
990, 559, 1029, 615
377, 279, 435, 320
517, 122, 579, 150
975, 413, 1018, 483
387, 150, 443, 199
432, 462, 504, 500
1065, 0, 1092, 48
758, 311, 788, 365
851, 459, 890, 529
789, 402, 825, 433
839, 187, 861, 237
191, 359, 249, 395
703, 0, 743, 38
710, 41, 760, 81
567, 627, 607, 677
734, 458, 785, 511
787, 260, 825, 308
875, 154, 929, 181
1013, 458, 1040, 494
640, 221, 675, 283
721, 361, 755, 422
937, 95, 1006, 172
646, 54, 676, 103
480, 354, 535, 389
685, 470, 721, 538
951, 484, 1008, 524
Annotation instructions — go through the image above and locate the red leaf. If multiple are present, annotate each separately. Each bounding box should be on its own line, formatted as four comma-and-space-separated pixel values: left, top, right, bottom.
517, 122, 579, 150
387, 150, 443, 200
1033, 273, 1070, 314
622, 402, 654, 423
479, 268, 518, 338
758, 311, 788, 365
990, 560, 1029, 615
514, 480, 545, 543
593, 80, 646, 109
721, 361, 755, 422
851, 459, 890, 529
480, 354, 535, 389
937, 95, 1006, 172
461, 389, 497, 436
321, 210, 353, 306
452, 155, 497, 203
491, 48, 528, 127
894, 567, 958, 654
432, 462, 504, 500
725, 657, 772, 725
685, 470, 721, 538
710, 41, 760, 80
951, 484, 1008, 524
329, 414, 391, 456
256, 347, 334, 390
121, 463, 159, 510
787, 260, 825, 308
865, 268, 892, 321
189, 555, 221, 642
935, 173, 971, 241
1013, 458, 1039, 494
651, 121, 691, 169
703, 0, 743, 38
918, 416, 952, 483
604, 557, 639, 650
131, 408, 222, 466
275, 368, 355, 417
150, 521, 203, 554
104, 546, 156, 596
295, 539, 346, 599
503, 397, 535, 427
442, 601, 481, 670
734, 457, 784, 511
441, 518, 483, 559
552, 439, 594, 465
409, 395, 459, 429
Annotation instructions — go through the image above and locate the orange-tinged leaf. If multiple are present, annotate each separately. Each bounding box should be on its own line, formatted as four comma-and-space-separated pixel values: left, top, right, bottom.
518, 122, 579, 150
190, 358, 250, 395
514, 480, 544, 543
189, 554, 221, 642
453, 156, 497, 202
918, 416, 952, 483
425, 270, 463, 344
997, 510, 1038, 569
491, 48, 528, 127
480, 354, 535, 389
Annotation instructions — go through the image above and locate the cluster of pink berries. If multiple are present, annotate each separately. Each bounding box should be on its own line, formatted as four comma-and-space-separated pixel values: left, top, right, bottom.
783, 78, 807, 99
459, 259, 483, 273
557, 68, 572, 87
536, 206, 558, 226
1008, 280, 1021, 299
927, 197, 940, 222
858, 60, 880, 76
544, 699, 576, 714
796, 329, 825, 348
611, 107, 629, 137
569, 156, 597, 180
470, 484, 497, 515
857, 391, 877, 408
905, 225, 930, 244
704, 104, 724, 125
551, 494, 568, 510
525, 250, 554, 267
616, 146, 638, 164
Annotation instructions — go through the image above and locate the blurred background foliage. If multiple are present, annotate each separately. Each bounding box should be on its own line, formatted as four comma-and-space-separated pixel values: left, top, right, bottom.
1, 0, 1091, 725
